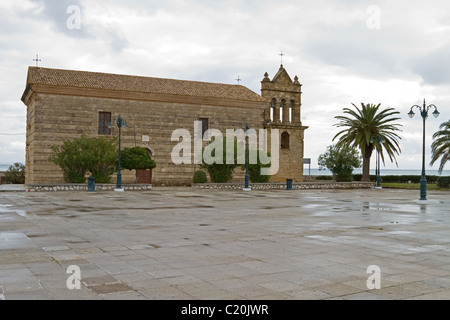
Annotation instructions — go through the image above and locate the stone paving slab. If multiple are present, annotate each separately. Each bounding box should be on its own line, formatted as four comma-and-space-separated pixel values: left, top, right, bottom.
0, 187, 449, 300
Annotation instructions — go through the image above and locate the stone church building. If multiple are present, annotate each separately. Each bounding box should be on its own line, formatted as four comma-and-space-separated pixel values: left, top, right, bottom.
21, 64, 308, 186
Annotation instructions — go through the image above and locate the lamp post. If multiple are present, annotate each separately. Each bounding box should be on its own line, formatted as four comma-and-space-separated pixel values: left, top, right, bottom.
115, 115, 127, 192
243, 124, 251, 191
408, 99, 440, 201
370, 135, 386, 189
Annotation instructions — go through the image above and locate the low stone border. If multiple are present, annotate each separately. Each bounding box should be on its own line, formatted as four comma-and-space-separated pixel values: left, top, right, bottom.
26, 184, 152, 192
193, 181, 375, 190
0, 184, 26, 192
16, 181, 374, 192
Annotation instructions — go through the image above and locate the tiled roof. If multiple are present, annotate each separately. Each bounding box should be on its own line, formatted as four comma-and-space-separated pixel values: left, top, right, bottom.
26, 67, 266, 102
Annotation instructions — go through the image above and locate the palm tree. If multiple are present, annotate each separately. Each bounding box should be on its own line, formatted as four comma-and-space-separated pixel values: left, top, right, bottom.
333, 103, 402, 182
430, 120, 450, 174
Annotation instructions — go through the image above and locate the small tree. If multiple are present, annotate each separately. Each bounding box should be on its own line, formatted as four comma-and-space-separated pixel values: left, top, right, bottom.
50, 136, 90, 183
50, 135, 118, 183
318, 144, 362, 182
242, 150, 271, 183
201, 138, 238, 183
86, 136, 119, 183
5, 163, 25, 184
201, 138, 272, 183
121, 147, 156, 182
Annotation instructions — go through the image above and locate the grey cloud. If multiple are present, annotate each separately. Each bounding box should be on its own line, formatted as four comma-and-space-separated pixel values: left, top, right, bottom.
304, 24, 407, 79
28, 0, 128, 51
29, 0, 88, 37
303, 9, 450, 85
412, 44, 450, 85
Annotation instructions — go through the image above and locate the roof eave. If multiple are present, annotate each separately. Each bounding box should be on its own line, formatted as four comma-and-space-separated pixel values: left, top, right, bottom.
24, 83, 269, 109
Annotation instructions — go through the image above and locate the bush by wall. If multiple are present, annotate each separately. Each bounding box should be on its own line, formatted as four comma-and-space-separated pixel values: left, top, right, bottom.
5, 163, 25, 184
193, 170, 207, 183
352, 174, 440, 184
352, 174, 376, 182
50, 135, 117, 183
244, 150, 271, 183
315, 176, 334, 180
437, 176, 450, 188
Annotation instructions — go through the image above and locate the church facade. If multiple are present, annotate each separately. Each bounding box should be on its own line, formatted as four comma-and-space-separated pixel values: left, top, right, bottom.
21, 65, 308, 186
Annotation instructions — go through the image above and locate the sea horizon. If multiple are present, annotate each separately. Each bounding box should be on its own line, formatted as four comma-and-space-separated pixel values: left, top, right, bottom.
304, 168, 450, 177
1, 164, 449, 177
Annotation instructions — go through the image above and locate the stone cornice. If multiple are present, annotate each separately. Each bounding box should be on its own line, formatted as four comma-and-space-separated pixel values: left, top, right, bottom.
265, 122, 309, 130
22, 83, 269, 110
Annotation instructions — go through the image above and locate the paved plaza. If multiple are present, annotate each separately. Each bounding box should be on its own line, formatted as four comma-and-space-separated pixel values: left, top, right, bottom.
0, 187, 449, 300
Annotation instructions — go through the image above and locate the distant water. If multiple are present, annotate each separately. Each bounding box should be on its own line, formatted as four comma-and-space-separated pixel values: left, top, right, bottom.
1, 164, 26, 172
0, 164, 11, 172
304, 168, 450, 177
1, 164, 449, 176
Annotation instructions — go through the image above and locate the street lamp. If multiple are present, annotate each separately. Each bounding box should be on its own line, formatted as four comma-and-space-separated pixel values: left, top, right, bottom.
407, 99, 440, 201
115, 115, 128, 192
370, 135, 386, 189
243, 124, 251, 191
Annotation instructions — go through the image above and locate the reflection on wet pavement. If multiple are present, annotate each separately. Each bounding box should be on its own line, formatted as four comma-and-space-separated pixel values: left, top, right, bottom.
0, 188, 449, 300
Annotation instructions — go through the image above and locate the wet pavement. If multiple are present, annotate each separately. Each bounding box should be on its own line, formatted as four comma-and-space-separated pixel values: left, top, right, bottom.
0, 187, 449, 300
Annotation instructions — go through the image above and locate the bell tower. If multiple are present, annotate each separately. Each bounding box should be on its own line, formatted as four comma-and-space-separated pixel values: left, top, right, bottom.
261, 65, 309, 182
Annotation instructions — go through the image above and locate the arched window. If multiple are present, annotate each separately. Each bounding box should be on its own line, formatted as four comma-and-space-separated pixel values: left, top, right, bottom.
270, 99, 276, 122
281, 131, 290, 149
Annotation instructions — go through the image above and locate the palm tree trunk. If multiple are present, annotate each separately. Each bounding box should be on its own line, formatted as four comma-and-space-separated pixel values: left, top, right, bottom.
362, 145, 373, 182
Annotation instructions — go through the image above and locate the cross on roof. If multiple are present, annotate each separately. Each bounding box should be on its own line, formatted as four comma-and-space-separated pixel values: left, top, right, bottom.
236, 75, 242, 85
33, 54, 42, 67
279, 50, 285, 66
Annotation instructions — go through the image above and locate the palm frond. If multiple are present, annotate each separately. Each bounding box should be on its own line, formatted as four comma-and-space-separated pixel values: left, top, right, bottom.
430, 120, 450, 173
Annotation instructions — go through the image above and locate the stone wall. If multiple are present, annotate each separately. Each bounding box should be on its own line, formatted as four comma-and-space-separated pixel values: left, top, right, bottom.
25, 93, 266, 186
260, 66, 308, 183
265, 124, 307, 183
22, 67, 312, 187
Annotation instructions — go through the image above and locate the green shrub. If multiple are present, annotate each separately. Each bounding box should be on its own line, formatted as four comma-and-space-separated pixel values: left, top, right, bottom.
193, 170, 207, 183
437, 176, 450, 188
318, 145, 362, 182
5, 163, 25, 184
355, 175, 441, 184
201, 137, 272, 183
205, 162, 236, 183
332, 173, 447, 185
121, 147, 157, 183
244, 150, 271, 183
201, 138, 238, 183
121, 147, 156, 171
315, 175, 334, 180
353, 174, 376, 182
50, 135, 118, 183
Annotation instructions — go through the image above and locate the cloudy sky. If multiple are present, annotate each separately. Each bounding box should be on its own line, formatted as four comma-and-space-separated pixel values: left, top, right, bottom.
1, 0, 449, 172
